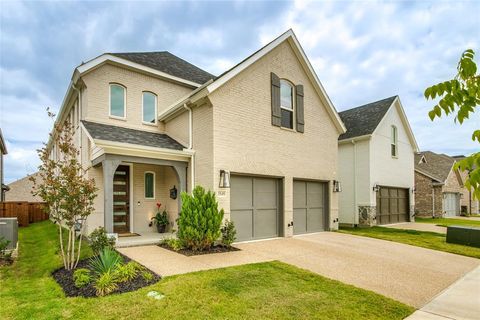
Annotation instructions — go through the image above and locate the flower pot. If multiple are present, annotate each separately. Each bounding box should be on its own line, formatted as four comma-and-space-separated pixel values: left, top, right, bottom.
156, 224, 167, 233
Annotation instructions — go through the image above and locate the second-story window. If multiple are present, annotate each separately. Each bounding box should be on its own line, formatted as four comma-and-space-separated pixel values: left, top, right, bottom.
142, 92, 157, 124
391, 125, 398, 157
280, 80, 294, 129
110, 84, 126, 118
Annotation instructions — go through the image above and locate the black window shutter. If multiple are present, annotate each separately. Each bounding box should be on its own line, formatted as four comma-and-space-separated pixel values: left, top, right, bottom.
296, 84, 304, 133
271, 72, 281, 127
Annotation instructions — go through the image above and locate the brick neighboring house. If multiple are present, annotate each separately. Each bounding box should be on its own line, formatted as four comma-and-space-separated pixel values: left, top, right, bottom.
452, 155, 479, 214
0, 129, 8, 201
5, 172, 43, 202
414, 151, 466, 217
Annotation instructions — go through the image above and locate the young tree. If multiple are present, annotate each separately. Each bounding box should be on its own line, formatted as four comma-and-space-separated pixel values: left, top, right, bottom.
31, 110, 97, 270
425, 49, 480, 199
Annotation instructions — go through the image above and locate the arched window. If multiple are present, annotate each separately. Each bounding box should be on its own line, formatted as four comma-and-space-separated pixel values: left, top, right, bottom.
280, 80, 294, 129
142, 92, 157, 124
144, 172, 155, 199
391, 125, 398, 157
110, 84, 126, 118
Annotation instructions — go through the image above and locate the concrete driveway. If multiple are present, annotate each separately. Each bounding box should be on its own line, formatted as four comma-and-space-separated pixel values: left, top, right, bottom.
118, 232, 479, 308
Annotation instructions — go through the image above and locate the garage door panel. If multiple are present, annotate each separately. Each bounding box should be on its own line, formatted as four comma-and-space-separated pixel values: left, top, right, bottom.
307, 208, 324, 232
293, 180, 327, 235
376, 186, 409, 225
231, 177, 253, 210
293, 209, 307, 235
230, 210, 253, 241
255, 179, 278, 209
254, 209, 278, 238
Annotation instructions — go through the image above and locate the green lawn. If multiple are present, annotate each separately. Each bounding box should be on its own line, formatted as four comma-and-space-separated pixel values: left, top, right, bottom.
339, 227, 480, 259
416, 217, 480, 228
0, 221, 414, 320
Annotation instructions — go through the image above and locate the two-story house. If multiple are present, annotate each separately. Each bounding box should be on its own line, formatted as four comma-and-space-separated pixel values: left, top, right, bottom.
338, 96, 419, 226
48, 29, 346, 242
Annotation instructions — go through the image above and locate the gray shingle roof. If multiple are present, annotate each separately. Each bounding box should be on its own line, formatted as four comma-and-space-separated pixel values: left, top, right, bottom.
82, 121, 185, 150
338, 96, 397, 140
111, 51, 215, 85
415, 151, 455, 183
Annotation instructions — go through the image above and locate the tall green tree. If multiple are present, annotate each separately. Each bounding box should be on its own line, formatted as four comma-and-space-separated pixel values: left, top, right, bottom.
425, 49, 480, 199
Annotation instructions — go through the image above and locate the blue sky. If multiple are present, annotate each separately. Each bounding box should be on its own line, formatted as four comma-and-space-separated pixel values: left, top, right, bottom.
0, 0, 479, 183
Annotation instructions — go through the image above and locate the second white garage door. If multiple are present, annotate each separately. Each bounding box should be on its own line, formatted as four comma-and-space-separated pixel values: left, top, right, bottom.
293, 180, 328, 234
230, 175, 281, 241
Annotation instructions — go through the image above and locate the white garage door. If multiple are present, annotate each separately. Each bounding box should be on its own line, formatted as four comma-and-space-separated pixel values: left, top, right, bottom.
443, 193, 460, 217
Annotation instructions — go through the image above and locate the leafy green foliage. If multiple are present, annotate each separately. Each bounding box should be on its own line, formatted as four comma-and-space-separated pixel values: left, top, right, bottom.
221, 220, 237, 247
141, 270, 154, 282
425, 49, 480, 199
88, 227, 116, 254
161, 238, 184, 251
94, 270, 119, 296
151, 203, 169, 226
115, 261, 141, 282
177, 186, 224, 251
89, 248, 123, 277
73, 268, 92, 288
0, 236, 10, 255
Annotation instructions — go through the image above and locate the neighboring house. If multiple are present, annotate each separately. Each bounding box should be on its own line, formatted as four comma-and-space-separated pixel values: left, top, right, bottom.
338, 96, 419, 226
415, 151, 467, 217
47, 29, 346, 241
5, 173, 43, 202
0, 129, 8, 201
452, 155, 478, 214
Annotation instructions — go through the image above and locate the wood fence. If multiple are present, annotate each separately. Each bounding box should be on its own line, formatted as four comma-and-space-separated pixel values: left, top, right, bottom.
0, 202, 48, 227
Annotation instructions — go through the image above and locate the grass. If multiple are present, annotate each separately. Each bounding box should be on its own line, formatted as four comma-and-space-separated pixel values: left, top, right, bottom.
0, 221, 414, 320
339, 226, 480, 259
415, 217, 480, 228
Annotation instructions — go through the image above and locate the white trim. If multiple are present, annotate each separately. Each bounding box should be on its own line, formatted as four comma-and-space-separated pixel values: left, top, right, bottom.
158, 29, 347, 133
109, 83, 127, 120
144, 171, 156, 199
338, 134, 372, 143
76, 54, 202, 88
121, 162, 134, 233
280, 79, 295, 130
142, 91, 158, 126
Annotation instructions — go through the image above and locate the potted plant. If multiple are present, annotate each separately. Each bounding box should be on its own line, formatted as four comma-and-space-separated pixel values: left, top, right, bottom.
150, 203, 169, 233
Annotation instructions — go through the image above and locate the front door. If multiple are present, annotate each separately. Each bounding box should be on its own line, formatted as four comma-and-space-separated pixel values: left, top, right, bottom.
113, 165, 130, 234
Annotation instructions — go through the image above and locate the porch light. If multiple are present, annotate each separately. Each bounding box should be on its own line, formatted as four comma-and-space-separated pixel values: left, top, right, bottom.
373, 184, 381, 193
219, 170, 231, 188
333, 180, 342, 192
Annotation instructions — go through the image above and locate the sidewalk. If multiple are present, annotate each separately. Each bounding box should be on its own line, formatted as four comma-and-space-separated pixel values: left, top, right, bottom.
406, 265, 480, 320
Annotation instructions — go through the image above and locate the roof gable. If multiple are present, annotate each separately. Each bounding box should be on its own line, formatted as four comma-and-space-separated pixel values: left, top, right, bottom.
338, 96, 396, 140
415, 151, 456, 183
159, 29, 347, 134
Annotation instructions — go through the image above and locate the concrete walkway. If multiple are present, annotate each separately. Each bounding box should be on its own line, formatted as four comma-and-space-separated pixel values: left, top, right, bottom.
406, 265, 480, 320
447, 216, 480, 222
384, 222, 447, 234
118, 232, 479, 308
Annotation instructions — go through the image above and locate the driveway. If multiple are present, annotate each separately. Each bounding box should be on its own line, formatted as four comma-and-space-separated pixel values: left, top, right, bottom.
118, 232, 479, 308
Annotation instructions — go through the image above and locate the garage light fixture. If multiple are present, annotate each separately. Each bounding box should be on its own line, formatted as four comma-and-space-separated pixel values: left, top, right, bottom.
219, 170, 231, 188
373, 184, 381, 192
333, 180, 342, 192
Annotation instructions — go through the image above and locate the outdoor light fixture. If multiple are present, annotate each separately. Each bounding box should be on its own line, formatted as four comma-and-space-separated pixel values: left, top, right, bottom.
333, 180, 342, 192
170, 185, 178, 199
372, 184, 381, 192
219, 170, 231, 188
411, 187, 416, 194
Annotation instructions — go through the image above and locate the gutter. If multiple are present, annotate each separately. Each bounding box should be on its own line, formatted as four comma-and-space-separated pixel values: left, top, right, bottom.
183, 103, 195, 191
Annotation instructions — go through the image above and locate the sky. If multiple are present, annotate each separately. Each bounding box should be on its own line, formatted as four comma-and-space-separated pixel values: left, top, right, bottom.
0, 0, 479, 183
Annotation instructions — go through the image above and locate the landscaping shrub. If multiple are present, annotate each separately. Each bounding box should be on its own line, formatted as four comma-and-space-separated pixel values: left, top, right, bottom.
115, 262, 140, 282
0, 236, 10, 256
177, 186, 224, 251
88, 227, 116, 254
73, 268, 91, 288
94, 271, 119, 296
161, 238, 183, 251
89, 248, 123, 276
141, 270, 154, 282
221, 220, 237, 247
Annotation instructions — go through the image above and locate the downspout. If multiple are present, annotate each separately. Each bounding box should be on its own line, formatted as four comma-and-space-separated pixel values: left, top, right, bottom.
351, 140, 358, 225
183, 103, 194, 191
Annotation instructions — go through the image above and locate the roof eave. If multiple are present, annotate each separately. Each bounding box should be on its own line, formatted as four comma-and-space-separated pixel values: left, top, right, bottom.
338, 134, 372, 143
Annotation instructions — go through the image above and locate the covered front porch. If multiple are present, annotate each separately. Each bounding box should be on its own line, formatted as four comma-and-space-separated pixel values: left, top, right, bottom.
92, 153, 189, 240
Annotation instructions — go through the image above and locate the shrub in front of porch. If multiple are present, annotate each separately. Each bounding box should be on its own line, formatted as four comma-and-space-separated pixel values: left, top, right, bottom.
177, 186, 224, 251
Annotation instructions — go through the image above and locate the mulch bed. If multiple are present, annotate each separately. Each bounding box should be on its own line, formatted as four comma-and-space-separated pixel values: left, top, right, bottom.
52, 252, 160, 298
0, 258, 14, 267
158, 243, 240, 256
